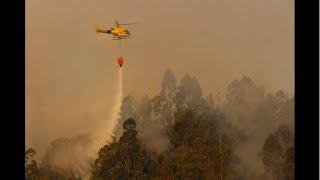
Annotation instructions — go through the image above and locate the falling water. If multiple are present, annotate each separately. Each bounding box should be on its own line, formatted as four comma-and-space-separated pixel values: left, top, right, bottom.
91, 67, 123, 150
77, 67, 123, 180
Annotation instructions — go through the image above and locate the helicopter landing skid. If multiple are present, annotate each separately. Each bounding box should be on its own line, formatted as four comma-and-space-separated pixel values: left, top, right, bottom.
113, 36, 130, 40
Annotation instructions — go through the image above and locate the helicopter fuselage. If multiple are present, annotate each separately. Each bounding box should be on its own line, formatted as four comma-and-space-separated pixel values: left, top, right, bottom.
106, 26, 130, 40
94, 21, 137, 40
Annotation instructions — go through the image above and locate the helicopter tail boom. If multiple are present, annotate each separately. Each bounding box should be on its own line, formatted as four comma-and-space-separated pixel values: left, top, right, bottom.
93, 24, 111, 35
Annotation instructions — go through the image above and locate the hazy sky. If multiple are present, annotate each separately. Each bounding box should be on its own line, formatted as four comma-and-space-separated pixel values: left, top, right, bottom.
26, 0, 294, 156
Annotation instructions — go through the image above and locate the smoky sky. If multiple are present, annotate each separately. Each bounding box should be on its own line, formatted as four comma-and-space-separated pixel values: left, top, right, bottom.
26, 0, 294, 156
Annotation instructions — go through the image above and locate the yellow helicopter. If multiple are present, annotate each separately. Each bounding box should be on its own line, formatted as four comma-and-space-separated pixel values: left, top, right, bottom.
94, 20, 139, 40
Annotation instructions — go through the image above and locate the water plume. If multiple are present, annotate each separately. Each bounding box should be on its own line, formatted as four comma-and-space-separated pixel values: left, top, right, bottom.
40, 67, 124, 180
93, 67, 123, 148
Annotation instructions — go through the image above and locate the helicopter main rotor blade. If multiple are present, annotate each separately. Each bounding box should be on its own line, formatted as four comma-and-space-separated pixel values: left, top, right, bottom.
120, 23, 140, 25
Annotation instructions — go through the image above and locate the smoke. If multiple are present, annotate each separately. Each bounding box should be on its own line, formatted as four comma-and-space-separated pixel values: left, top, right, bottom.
41, 133, 96, 179
139, 117, 170, 154
83, 68, 123, 178
26, 0, 294, 166
40, 68, 123, 179
92, 67, 123, 149
220, 85, 295, 178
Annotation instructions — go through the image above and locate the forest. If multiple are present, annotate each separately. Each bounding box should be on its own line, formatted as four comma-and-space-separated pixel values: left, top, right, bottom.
25, 69, 294, 180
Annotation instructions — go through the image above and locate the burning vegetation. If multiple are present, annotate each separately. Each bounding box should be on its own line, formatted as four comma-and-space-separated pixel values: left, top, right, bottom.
25, 69, 294, 180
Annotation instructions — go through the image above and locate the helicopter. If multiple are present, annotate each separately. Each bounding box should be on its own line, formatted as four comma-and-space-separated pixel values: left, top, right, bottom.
94, 20, 139, 40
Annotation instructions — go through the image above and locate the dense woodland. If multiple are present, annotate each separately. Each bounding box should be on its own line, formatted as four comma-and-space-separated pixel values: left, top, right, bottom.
26, 69, 294, 180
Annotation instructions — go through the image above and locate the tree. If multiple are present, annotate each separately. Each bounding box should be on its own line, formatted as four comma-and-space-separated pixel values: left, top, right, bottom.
275, 97, 294, 128
226, 75, 265, 105
223, 76, 266, 135
163, 108, 240, 180
216, 134, 236, 180
92, 137, 120, 179
26, 70, 296, 179
137, 95, 169, 152
136, 96, 152, 129
204, 92, 215, 112
261, 123, 294, 180
274, 124, 294, 149
174, 74, 204, 110
160, 69, 176, 100
151, 69, 177, 129
25, 147, 36, 165
114, 95, 137, 139
262, 134, 284, 179
92, 118, 155, 180
26, 145, 83, 179
282, 147, 294, 180
25, 147, 39, 180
